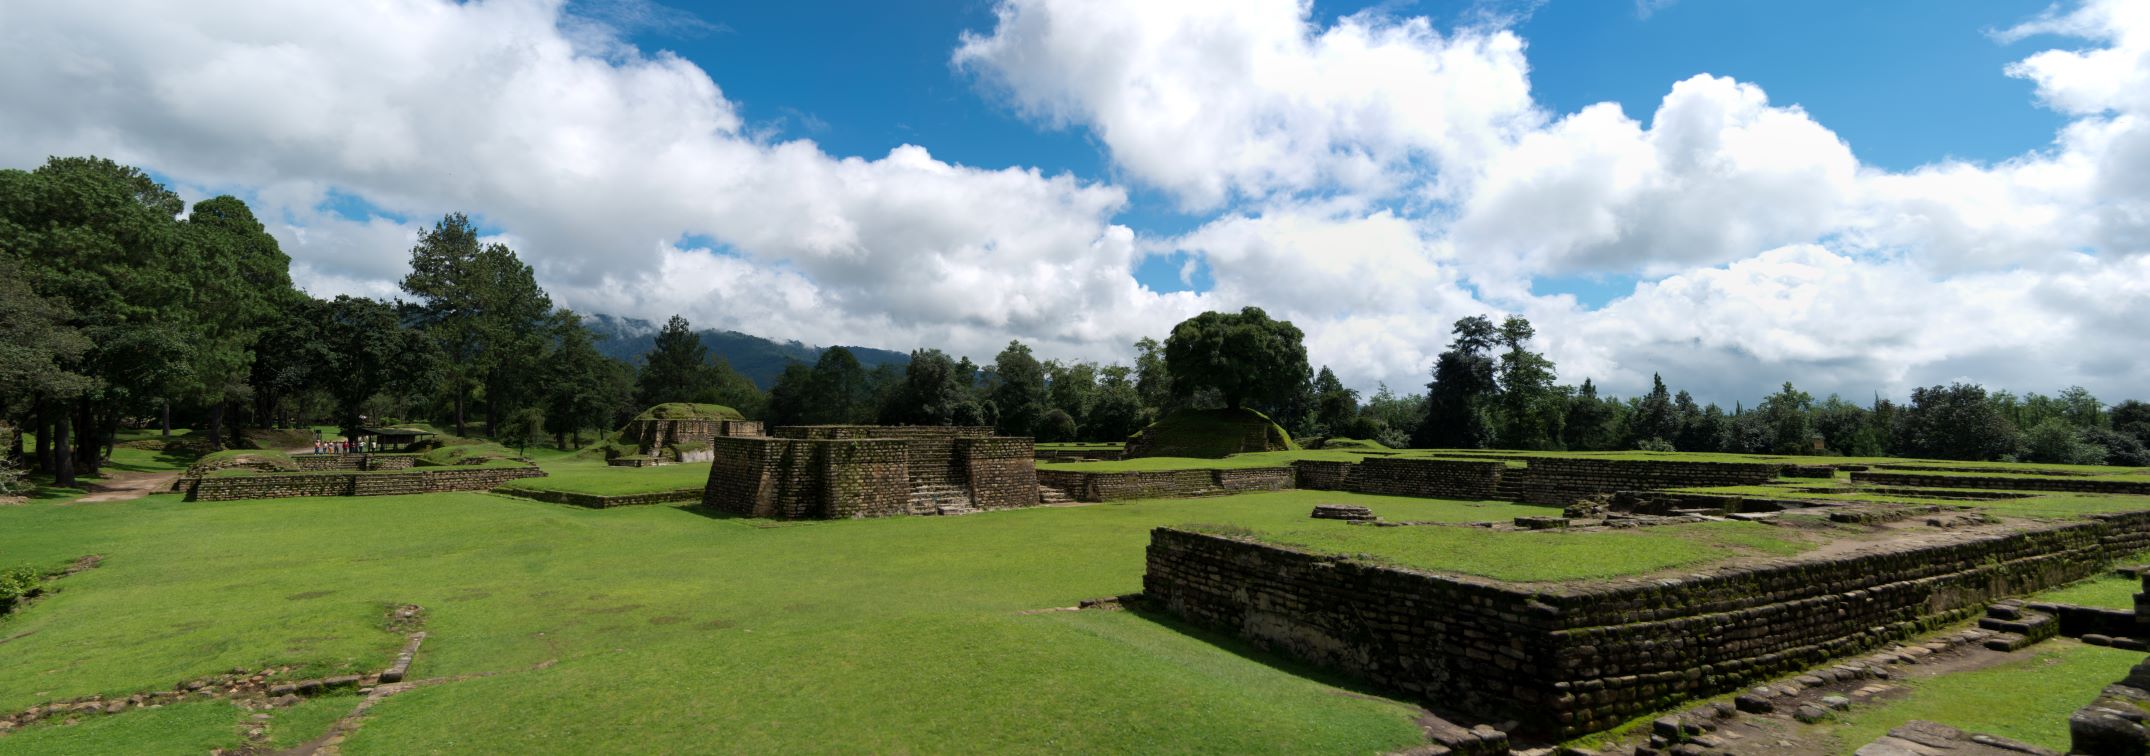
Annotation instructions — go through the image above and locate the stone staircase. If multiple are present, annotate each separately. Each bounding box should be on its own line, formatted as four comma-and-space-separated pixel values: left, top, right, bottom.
1979, 600, 2058, 651
907, 484, 978, 516
1037, 485, 1075, 505
1492, 471, 1529, 501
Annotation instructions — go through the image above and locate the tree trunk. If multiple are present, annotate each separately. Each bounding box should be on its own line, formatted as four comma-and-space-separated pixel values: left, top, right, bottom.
454, 390, 466, 437
161, 399, 171, 439
33, 404, 50, 473
207, 403, 226, 452
226, 400, 244, 449
74, 398, 99, 477
53, 410, 74, 489
554, 430, 565, 450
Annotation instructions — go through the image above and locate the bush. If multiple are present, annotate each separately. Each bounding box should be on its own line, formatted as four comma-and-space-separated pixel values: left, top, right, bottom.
0, 455, 25, 496
2081, 427, 2150, 467
1037, 409, 1078, 443
2020, 419, 2106, 465
1635, 437, 1677, 453
0, 566, 43, 611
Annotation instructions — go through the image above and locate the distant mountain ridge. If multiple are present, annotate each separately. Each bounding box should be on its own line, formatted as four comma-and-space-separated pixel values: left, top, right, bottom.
583, 314, 910, 389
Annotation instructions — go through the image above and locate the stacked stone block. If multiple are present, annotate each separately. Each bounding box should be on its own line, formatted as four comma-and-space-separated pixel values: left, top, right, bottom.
1037, 467, 1294, 502
291, 454, 417, 472
183, 467, 545, 501
1852, 471, 2150, 496
1145, 509, 2150, 737
703, 428, 1037, 519
960, 438, 1040, 510
1507, 459, 1783, 505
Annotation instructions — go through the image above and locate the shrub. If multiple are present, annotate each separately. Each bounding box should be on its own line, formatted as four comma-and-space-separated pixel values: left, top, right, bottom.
2020, 419, 2106, 465
0, 455, 24, 496
0, 566, 43, 612
1635, 437, 1677, 453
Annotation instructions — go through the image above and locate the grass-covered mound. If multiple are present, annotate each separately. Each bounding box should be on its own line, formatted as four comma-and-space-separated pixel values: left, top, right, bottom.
1124, 408, 1297, 459
416, 440, 521, 467
634, 403, 744, 421
1315, 438, 1390, 451
185, 449, 298, 476
576, 403, 747, 461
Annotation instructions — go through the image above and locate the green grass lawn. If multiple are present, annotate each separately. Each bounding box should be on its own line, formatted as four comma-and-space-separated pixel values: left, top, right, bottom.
500, 457, 713, 495
1039, 448, 1377, 472
1238, 519, 1814, 583
0, 489, 1491, 753
1816, 640, 2139, 753
2035, 573, 2140, 609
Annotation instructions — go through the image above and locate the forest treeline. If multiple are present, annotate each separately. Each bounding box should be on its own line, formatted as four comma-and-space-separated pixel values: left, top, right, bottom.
4, 157, 2144, 493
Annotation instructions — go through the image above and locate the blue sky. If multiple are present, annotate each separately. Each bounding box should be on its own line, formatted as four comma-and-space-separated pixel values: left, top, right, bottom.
12, 0, 2145, 402
624, 0, 2066, 304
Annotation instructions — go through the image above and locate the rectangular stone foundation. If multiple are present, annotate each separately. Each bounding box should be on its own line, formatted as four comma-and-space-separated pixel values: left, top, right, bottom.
1143, 510, 2150, 737
703, 427, 1037, 519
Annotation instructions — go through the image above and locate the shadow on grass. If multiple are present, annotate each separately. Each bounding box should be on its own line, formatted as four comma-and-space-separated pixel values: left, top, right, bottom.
102, 450, 200, 473
1115, 600, 1451, 721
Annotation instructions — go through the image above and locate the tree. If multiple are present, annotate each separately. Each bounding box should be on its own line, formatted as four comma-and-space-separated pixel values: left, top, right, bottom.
496, 406, 546, 457
2114, 400, 2150, 447
400, 213, 554, 436
543, 311, 633, 448
1812, 395, 1880, 456
802, 347, 869, 424
1037, 408, 1078, 443
765, 362, 816, 426
1897, 383, 2020, 461
1162, 307, 1311, 412
1361, 383, 1425, 449
1132, 337, 1172, 420
990, 341, 1048, 437
181, 195, 294, 449
1087, 365, 1146, 441
1413, 316, 1498, 449
2057, 385, 2104, 428
318, 296, 437, 441
884, 349, 976, 426
635, 315, 715, 408
1562, 379, 1618, 451
1629, 374, 1677, 446
1681, 404, 1728, 453
1493, 315, 1562, 449
1310, 367, 1358, 437
1758, 382, 1816, 454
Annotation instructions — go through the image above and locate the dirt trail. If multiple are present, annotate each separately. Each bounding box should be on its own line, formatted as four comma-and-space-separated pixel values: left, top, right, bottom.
74, 470, 181, 503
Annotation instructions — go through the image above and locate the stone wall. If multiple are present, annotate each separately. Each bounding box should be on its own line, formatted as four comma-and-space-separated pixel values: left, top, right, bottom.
491, 487, 703, 509
1852, 471, 2150, 496
291, 454, 417, 472
960, 437, 1039, 510
1508, 459, 1783, 505
776, 426, 993, 487
1315, 458, 1506, 500
1037, 467, 1293, 502
1291, 460, 1355, 490
621, 418, 765, 458
1145, 510, 2150, 737
1034, 447, 1126, 463
184, 466, 546, 502
702, 436, 938, 519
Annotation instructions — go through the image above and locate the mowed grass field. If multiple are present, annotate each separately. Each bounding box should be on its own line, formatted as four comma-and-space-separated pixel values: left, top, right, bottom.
0, 489, 1521, 754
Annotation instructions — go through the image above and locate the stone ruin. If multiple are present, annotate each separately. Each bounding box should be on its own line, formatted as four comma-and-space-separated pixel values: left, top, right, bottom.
701, 425, 1038, 519
616, 417, 764, 465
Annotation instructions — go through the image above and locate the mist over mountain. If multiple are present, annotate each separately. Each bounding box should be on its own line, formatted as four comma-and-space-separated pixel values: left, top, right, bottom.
583, 314, 910, 389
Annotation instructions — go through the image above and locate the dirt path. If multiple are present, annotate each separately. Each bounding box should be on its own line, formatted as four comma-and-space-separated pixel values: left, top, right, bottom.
74, 470, 181, 503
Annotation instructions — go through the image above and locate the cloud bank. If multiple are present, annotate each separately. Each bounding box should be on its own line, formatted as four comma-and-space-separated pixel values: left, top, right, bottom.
0, 0, 2145, 403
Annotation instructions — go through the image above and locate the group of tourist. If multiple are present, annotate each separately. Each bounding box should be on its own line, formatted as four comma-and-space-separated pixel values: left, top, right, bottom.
313, 438, 379, 454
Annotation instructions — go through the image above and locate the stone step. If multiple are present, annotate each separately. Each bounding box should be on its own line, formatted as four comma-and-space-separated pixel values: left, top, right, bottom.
1037, 486, 1075, 505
